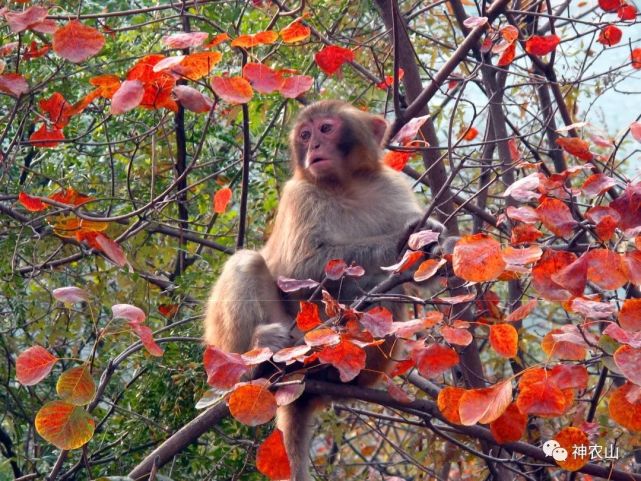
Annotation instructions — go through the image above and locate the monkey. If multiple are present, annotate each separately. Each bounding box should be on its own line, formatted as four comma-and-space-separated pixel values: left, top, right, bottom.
204, 100, 449, 480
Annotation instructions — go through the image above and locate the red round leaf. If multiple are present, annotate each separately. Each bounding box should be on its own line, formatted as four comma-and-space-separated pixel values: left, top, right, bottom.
53, 20, 105, 63
16, 346, 58, 386
314, 45, 354, 75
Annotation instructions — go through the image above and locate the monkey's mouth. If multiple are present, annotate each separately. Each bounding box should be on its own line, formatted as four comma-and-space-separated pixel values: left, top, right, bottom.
308, 156, 331, 167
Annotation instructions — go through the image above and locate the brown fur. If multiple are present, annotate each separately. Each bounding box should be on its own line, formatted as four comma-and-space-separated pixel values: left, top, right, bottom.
204, 101, 427, 480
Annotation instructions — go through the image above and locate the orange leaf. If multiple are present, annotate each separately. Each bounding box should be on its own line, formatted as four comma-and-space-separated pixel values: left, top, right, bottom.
382, 250, 423, 273
535, 197, 577, 238
89, 74, 121, 99
16, 346, 58, 385
489, 323, 518, 358
296, 301, 321, 331
609, 382, 641, 431
553, 427, 589, 471
510, 224, 543, 245
489, 402, 526, 443
314, 45, 354, 75
411, 344, 459, 379
24, 40, 50, 60
532, 250, 577, 301
213, 186, 232, 213
158, 304, 179, 318
280, 20, 310, 43
175, 51, 222, 80
452, 233, 505, 282
502, 246, 542, 265
376, 68, 405, 90
243, 62, 284, 94
458, 380, 512, 425
53, 20, 105, 63
318, 340, 366, 382
29, 125, 65, 148
35, 400, 95, 450
75, 231, 128, 267
205, 32, 230, 48
525, 34, 560, 56
127, 54, 166, 82
228, 384, 277, 426
304, 327, 340, 347
256, 429, 292, 480
500, 25, 519, 43
0, 73, 29, 97
414, 258, 446, 282
231, 31, 278, 48
541, 328, 586, 360
18, 192, 47, 212
620, 299, 641, 331
56, 365, 96, 406
555, 137, 593, 161
462, 126, 478, 141
440, 325, 472, 346
383, 150, 412, 170
581, 173, 616, 197
437, 386, 465, 424
516, 368, 567, 416
211, 76, 253, 104
203, 345, 248, 389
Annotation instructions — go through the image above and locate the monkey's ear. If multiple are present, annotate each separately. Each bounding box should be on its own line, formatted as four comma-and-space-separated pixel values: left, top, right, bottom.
370, 116, 389, 146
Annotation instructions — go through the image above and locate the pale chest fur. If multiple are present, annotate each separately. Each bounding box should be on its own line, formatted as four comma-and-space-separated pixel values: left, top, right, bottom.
262, 169, 422, 282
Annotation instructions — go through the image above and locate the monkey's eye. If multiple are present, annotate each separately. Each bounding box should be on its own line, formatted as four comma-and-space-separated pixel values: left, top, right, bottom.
320, 123, 333, 134
300, 130, 311, 141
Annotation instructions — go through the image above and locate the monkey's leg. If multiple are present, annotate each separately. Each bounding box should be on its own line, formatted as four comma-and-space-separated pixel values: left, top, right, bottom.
204, 250, 292, 353
277, 396, 326, 481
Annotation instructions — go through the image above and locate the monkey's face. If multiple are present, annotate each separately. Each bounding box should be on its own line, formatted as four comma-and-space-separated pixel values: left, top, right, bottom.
294, 115, 347, 182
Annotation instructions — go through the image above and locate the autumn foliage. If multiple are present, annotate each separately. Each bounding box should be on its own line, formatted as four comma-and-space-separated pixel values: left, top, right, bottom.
3, 1, 641, 481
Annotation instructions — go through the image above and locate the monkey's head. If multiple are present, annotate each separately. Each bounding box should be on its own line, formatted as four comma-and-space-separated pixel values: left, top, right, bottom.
290, 100, 389, 186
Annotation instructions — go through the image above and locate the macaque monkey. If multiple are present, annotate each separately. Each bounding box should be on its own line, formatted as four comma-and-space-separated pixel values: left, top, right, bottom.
204, 100, 447, 480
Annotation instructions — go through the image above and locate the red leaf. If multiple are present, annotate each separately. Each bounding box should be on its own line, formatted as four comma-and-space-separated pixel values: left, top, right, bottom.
110, 80, 144, 115
3, 6, 48, 33
618, 3, 637, 19
555, 137, 593, 160
39, 92, 73, 128
203, 345, 249, 389
506, 206, 539, 224
585, 248, 627, 290
631, 48, 641, 69
599, 0, 622, 12
391, 114, 430, 145
211, 76, 253, 104
458, 380, 512, 425
278, 75, 313, 98
490, 403, 526, 443
383, 150, 412, 170
318, 340, 366, 382
112, 304, 146, 324
129, 323, 164, 356
256, 429, 291, 480
314, 45, 354, 75
381, 250, 423, 273
582, 173, 616, 197
276, 276, 319, 292
24, 40, 50, 60
304, 328, 340, 347
411, 344, 459, 379
53, 286, 89, 303
173, 85, 213, 113
376, 68, 405, 90
35, 400, 95, 450
525, 35, 560, 56
463, 16, 488, 28
462, 126, 478, 141
360, 306, 394, 338
29, 125, 65, 148
597, 25, 622, 46
0, 73, 29, 97
440, 325, 473, 346
296, 301, 321, 331
53, 20, 105, 63
516, 368, 567, 416
532, 250, 576, 301
213, 186, 232, 213
76, 232, 128, 267
243, 63, 284, 94
413, 258, 446, 282
489, 323, 518, 358
535, 197, 577, 238
614, 344, 641, 385
162, 31, 209, 49
500, 25, 519, 43
620, 298, 641, 331
324, 259, 347, 280
630, 121, 641, 142
501, 245, 542, 265
89, 74, 121, 99
18, 192, 47, 211
497, 42, 516, 67
16, 346, 58, 385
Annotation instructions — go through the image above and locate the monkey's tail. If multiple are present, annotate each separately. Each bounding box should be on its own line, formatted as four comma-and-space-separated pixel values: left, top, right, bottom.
276, 395, 326, 481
